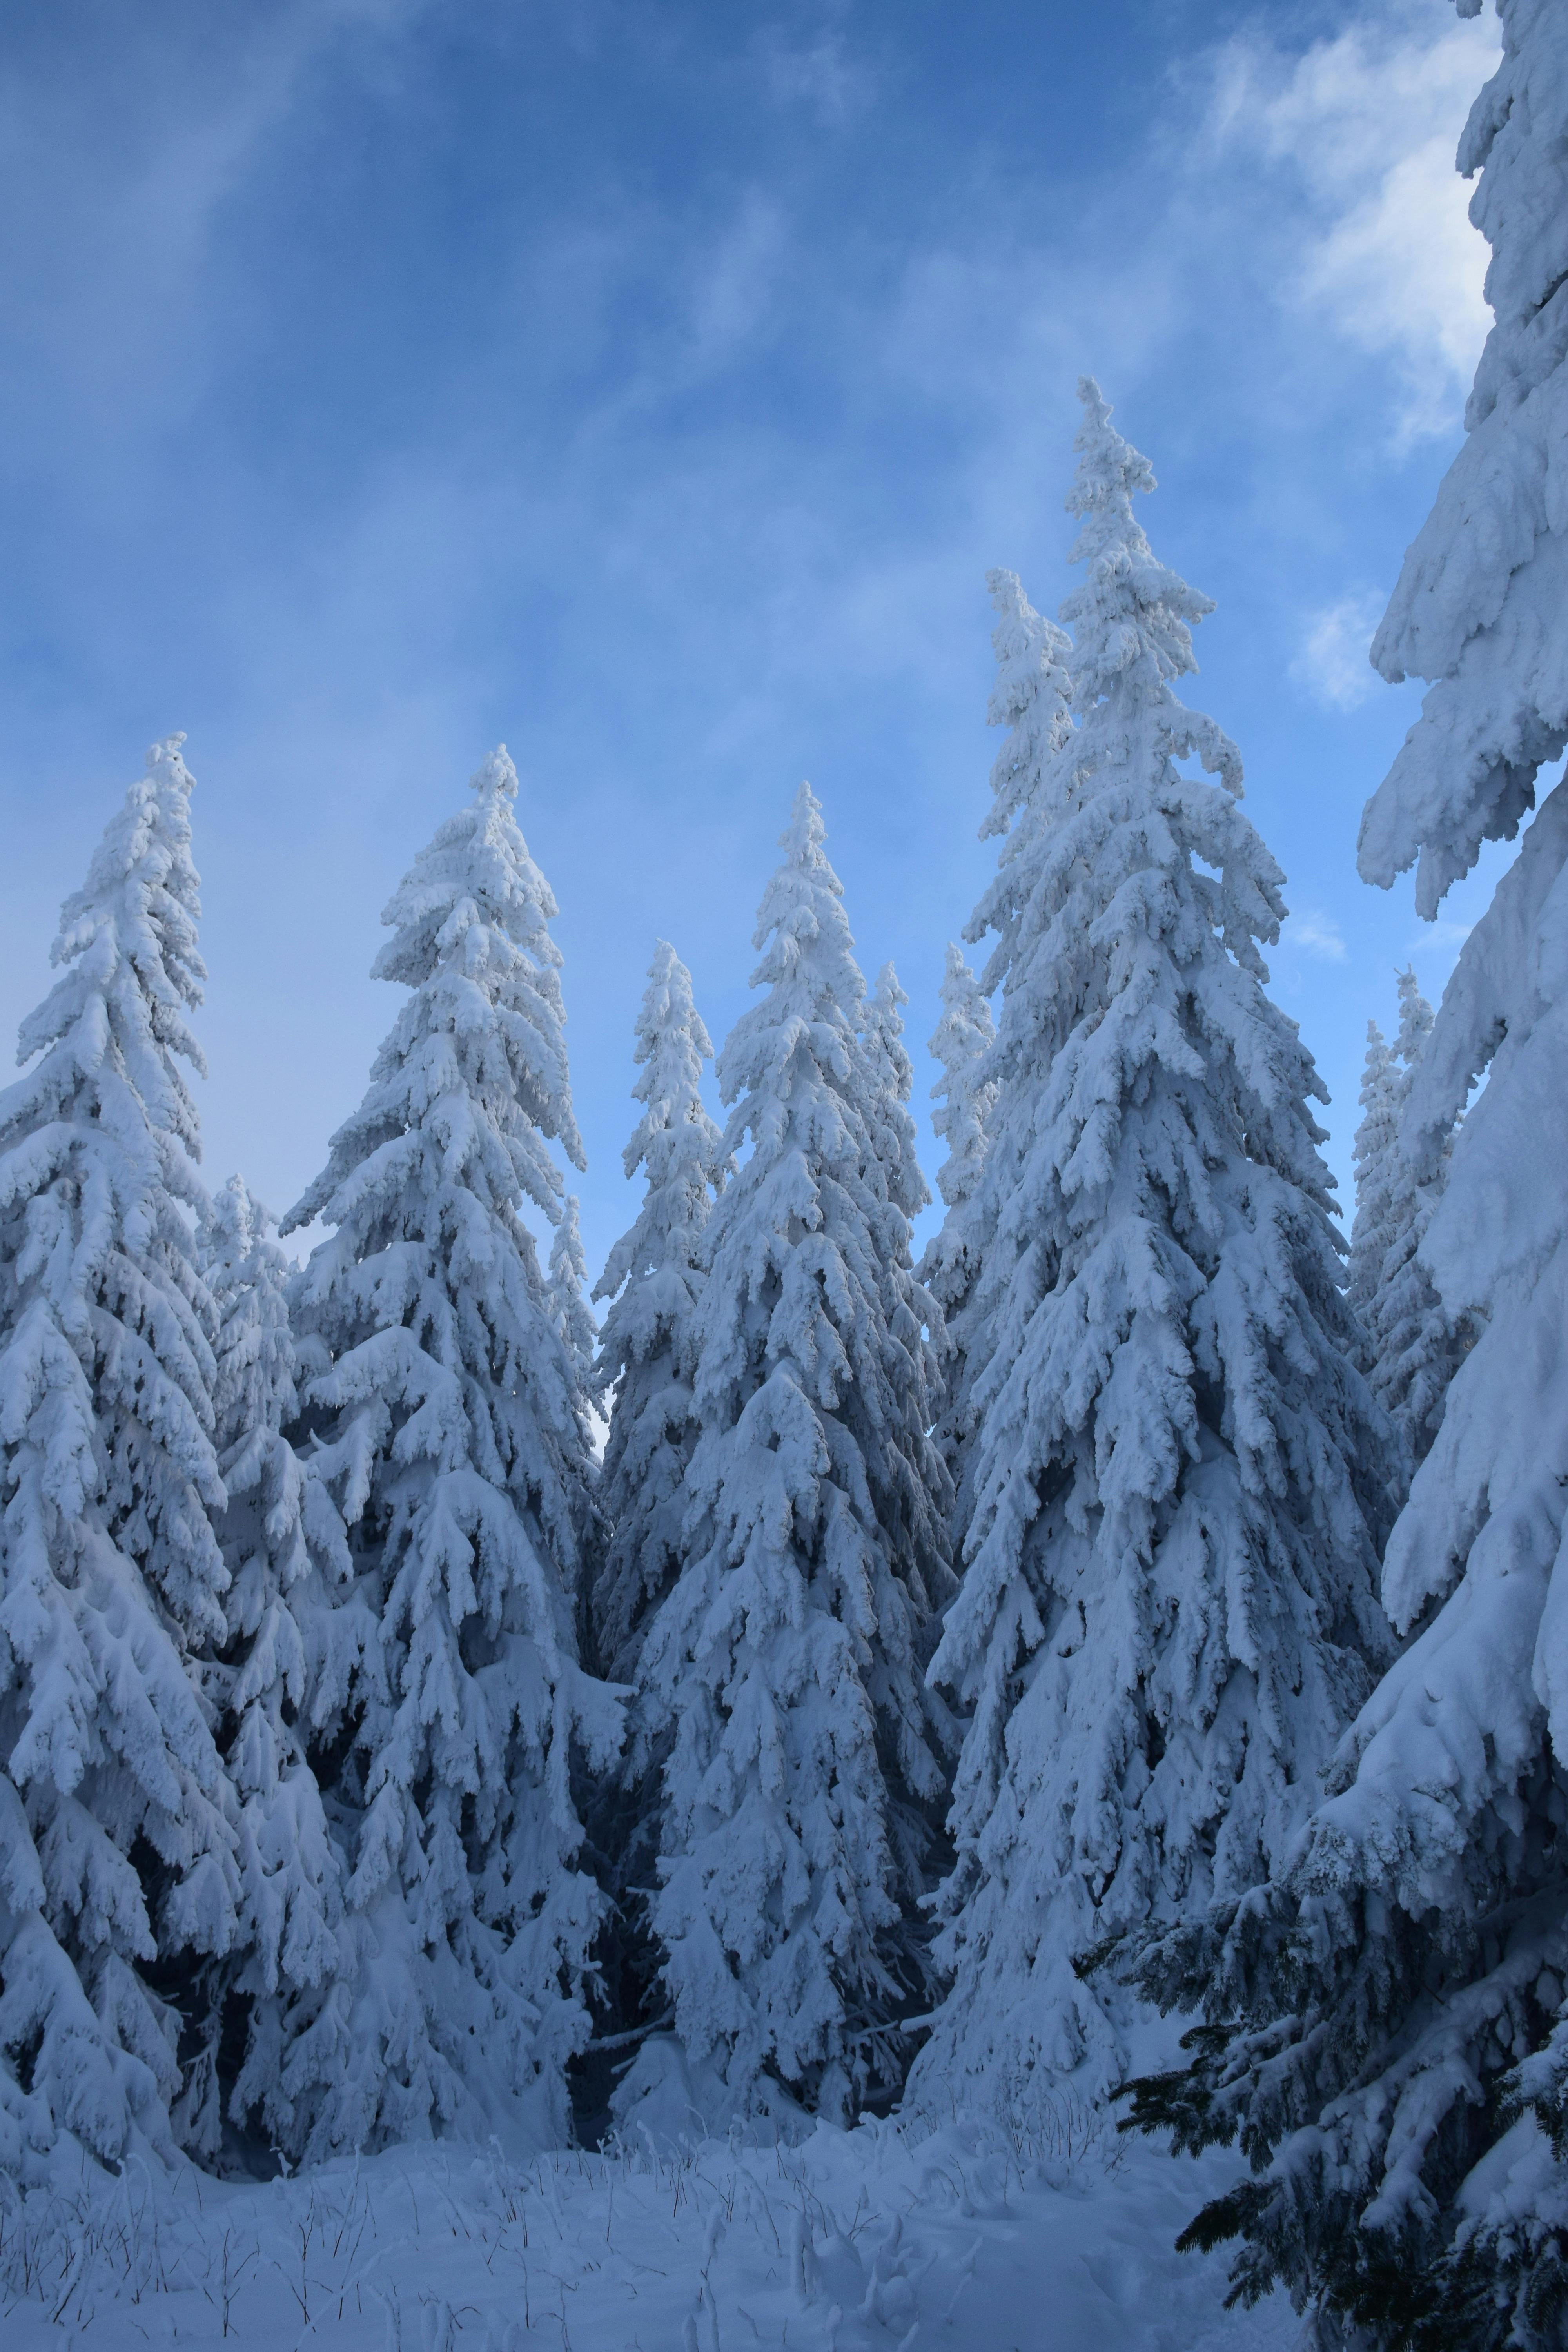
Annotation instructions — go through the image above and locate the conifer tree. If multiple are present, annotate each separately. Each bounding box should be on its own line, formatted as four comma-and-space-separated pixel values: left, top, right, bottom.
618, 788, 953, 2131
0, 737, 239, 2181
1130, 13, 1568, 2341
907, 385, 1391, 2124
587, 945, 726, 2056
546, 1194, 598, 1397
860, 962, 927, 1225
919, 568, 1073, 1515
590, 942, 726, 1692
281, 746, 620, 2160
1347, 1017, 1400, 1359
1369, 967, 1466, 1472
188, 1176, 350, 2164
917, 944, 998, 1477
918, 943, 997, 1329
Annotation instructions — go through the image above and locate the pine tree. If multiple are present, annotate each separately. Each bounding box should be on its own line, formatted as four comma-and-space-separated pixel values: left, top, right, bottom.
918, 943, 997, 1328
280, 746, 620, 2160
590, 942, 726, 1692
860, 962, 927, 1225
919, 567, 1074, 1516
546, 1194, 598, 1397
916, 943, 998, 1477
586, 944, 726, 2060
189, 1176, 350, 2165
617, 787, 954, 2132
1128, 13, 1568, 2343
0, 736, 239, 2182
1370, 968, 1466, 1472
907, 384, 1392, 2126
1347, 987, 1463, 1490
1347, 1017, 1401, 1359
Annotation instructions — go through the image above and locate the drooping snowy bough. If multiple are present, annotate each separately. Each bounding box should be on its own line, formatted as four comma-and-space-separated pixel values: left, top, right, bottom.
619, 787, 955, 2132
281, 746, 619, 2161
1129, 10, 1568, 2342
909, 385, 1392, 2125
0, 739, 239, 2183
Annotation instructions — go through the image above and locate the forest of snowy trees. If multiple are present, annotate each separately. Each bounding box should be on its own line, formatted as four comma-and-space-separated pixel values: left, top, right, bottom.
0, 2, 1565, 2347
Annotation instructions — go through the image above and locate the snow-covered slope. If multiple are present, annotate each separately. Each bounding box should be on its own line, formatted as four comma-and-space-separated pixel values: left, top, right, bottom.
1, 2113, 1297, 2350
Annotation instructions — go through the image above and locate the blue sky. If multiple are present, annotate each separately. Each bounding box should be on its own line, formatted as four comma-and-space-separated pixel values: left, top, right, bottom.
0, 0, 1510, 1284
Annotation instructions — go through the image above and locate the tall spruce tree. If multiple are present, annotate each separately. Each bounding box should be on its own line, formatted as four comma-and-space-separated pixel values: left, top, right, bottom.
1380, 969, 1465, 1462
546, 1194, 598, 1397
0, 737, 239, 2181
190, 1176, 350, 2165
617, 787, 953, 2131
918, 942, 997, 1327
860, 961, 927, 1225
590, 942, 726, 1694
907, 385, 1392, 2125
1130, 11, 1568, 2343
587, 944, 727, 2058
1347, 1017, 1401, 1360
281, 746, 619, 2160
926, 570, 1075, 1517
1350, 970, 1465, 1486
917, 944, 998, 1482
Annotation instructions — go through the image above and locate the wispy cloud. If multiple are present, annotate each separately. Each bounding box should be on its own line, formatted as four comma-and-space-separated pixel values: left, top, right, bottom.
1406, 918, 1472, 957
1204, 1, 1495, 444
1290, 588, 1387, 710
1287, 909, 1349, 962
759, 26, 871, 125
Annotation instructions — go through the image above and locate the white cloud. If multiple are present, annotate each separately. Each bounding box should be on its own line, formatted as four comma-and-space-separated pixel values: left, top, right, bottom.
0, 0, 434, 443
1290, 588, 1387, 709
760, 28, 870, 124
1206, 1, 1496, 443
1287, 908, 1349, 962
1405, 917, 1473, 964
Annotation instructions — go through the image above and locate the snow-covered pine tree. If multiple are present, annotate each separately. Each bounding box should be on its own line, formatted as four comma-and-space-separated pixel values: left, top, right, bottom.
586, 944, 726, 2060
279, 745, 620, 2161
916, 944, 998, 1482
906, 383, 1392, 2127
618, 786, 954, 2131
1129, 12, 1568, 2343
1369, 966, 1466, 1473
187, 1175, 350, 2165
860, 961, 927, 1225
1347, 1017, 1400, 1358
590, 942, 726, 1692
917, 942, 997, 1330
546, 1194, 598, 1397
918, 567, 1074, 1522
0, 736, 240, 2183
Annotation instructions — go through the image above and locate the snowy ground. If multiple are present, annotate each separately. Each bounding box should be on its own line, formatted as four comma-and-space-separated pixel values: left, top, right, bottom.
2, 2107, 1299, 2350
